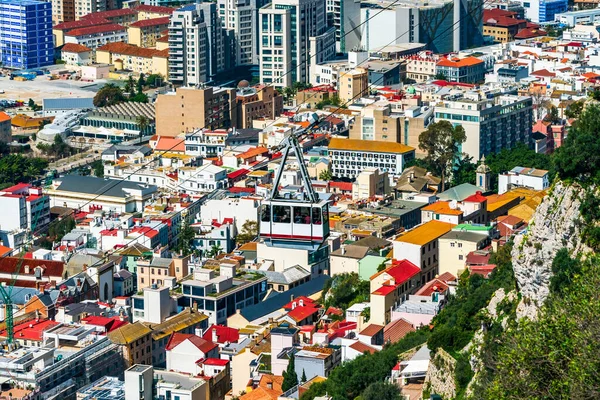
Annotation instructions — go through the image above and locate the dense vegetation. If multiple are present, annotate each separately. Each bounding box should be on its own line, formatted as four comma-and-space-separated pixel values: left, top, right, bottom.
36, 135, 76, 159
301, 329, 431, 400
320, 273, 370, 310
0, 154, 48, 190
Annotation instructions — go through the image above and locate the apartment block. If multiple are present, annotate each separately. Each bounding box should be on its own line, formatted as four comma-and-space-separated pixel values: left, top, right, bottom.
0, 184, 51, 234
128, 16, 170, 47
338, 68, 369, 104
168, 3, 235, 86
96, 42, 168, 77
328, 138, 415, 179
436, 56, 486, 84
434, 92, 533, 160
64, 24, 128, 52
259, 0, 336, 87
236, 84, 284, 129
326, 0, 361, 52
217, 0, 261, 67
0, 0, 53, 69
155, 86, 237, 136
349, 103, 402, 143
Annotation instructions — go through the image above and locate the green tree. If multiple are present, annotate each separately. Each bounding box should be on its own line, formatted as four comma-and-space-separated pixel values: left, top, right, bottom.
129, 93, 149, 103
28, 98, 35, 109
362, 382, 401, 400
135, 115, 151, 143
137, 73, 146, 94
301, 369, 307, 383
208, 243, 223, 258
124, 76, 135, 94
282, 354, 298, 392
93, 84, 125, 107
418, 120, 466, 191
434, 72, 447, 80
451, 156, 477, 187
176, 219, 196, 256
565, 100, 585, 119
554, 103, 600, 182
321, 273, 370, 310
92, 160, 104, 177
146, 73, 163, 87
236, 220, 257, 245
318, 169, 332, 181
544, 105, 561, 124
550, 248, 581, 295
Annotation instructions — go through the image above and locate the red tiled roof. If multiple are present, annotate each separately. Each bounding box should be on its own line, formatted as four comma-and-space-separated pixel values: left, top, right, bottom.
469, 264, 498, 278
437, 56, 484, 68
325, 306, 343, 316
415, 279, 450, 296
67, 23, 126, 37
62, 43, 92, 53
464, 191, 487, 203
286, 306, 319, 323
227, 168, 250, 180
484, 15, 525, 27
384, 318, 415, 343
0, 319, 59, 341
0, 245, 12, 258
135, 4, 175, 14
483, 8, 518, 19
359, 324, 384, 337
54, 18, 111, 31
130, 16, 170, 28
202, 358, 229, 366
565, 41, 583, 47
372, 285, 397, 295
531, 69, 556, 78
166, 333, 218, 354
283, 296, 316, 310
202, 325, 240, 344
437, 271, 457, 282
349, 341, 378, 354
329, 181, 353, 191
81, 8, 137, 19
236, 147, 269, 159
97, 42, 168, 58
465, 251, 491, 266
130, 226, 158, 239
515, 28, 547, 39
0, 257, 64, 278
372, 259, 421, 286
82, 315, 129, 332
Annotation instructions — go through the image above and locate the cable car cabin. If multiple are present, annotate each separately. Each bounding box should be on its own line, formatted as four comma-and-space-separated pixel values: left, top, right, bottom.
259, 199, 329, 244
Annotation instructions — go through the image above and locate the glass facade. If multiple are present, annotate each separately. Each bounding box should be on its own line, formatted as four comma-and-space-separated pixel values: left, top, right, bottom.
0, 0, 53, 69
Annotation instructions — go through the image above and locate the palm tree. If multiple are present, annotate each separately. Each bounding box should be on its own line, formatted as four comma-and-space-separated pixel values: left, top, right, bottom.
135, 115, 151, 144
208, 244, 223, 258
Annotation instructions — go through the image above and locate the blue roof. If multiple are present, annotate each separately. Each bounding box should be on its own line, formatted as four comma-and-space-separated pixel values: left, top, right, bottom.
43, 97, 95, 111
240, 274, 330, 322
178, 4, 197, 11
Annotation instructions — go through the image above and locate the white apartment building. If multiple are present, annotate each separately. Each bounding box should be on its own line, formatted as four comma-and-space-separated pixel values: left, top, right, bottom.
498, 166, 550, 194
328, 137, 415, 179
64, 24, 128, 51
169, 3, 233, 86
259, 0, 336, 87
326, 0, 361, 53
104, 164, 178, 191
434, 92, 533, 161
218, 0, 261, 66
177, 164, 228, 194
185, 129, 228, 158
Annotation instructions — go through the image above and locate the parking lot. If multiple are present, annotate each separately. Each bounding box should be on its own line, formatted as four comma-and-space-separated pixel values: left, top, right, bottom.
0, 76, 104, 103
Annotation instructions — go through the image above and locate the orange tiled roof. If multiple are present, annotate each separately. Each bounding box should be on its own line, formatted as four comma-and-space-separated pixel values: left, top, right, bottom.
130, 16, 170, 28
62, 43, 92, 53
66, 23, 126, 37
0, 112, 10, 123
422, 201, 463, 216
436, 56, 484, 68
97, 42, 168, 58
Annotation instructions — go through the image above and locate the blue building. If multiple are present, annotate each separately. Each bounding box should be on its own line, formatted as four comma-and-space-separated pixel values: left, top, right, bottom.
0, 0, 53, 69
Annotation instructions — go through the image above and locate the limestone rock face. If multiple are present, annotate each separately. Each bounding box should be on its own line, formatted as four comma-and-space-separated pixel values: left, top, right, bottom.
511, 181, 588, 319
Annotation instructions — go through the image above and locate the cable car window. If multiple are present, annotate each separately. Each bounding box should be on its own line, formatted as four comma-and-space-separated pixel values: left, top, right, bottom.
294, 207, 311, 224
273, 205, 291, 223
261, 205, 271, 222
312, 207, 322, 225
323, 208, 329, 223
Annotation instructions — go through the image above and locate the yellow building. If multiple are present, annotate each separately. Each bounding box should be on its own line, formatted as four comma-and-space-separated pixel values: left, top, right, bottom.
338, 68, 368, 104
107, 321, 153, 368
128, 17, 170, 48
135, 4, 175, 20
96, 42, 168, 78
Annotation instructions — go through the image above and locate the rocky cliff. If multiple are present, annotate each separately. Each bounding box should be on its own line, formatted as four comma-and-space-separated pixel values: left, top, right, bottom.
511, 181, 589, 319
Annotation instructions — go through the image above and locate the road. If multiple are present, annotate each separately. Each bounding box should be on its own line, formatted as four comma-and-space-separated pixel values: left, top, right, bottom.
49, 152, 101, 174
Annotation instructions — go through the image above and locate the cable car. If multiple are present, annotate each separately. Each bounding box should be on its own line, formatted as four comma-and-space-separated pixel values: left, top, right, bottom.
258, 121, 330, 245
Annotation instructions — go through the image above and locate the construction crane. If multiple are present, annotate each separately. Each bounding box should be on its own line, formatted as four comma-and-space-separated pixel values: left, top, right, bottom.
0, 191, 44, 345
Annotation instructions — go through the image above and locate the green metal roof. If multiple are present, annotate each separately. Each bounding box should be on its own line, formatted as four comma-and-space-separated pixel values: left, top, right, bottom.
452, 224, 493, 232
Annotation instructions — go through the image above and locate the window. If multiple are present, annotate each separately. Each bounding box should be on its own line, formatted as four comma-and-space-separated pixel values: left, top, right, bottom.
273, 205, 291, 223
312, 207, 322, 225
458, 243, 463, 248
192, 286, 204, 297
260, 205, 270, 222
278, 285, 285, 291
294, 207, 311, 224
450, 243, 455, 247
458, 255, 463, 260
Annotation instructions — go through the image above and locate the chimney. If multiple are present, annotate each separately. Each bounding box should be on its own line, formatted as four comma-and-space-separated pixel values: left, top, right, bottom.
267, 382, 273, 390
192, 301, 198, 311
410, 171, 415, 181
195, 328, 202, 337
341, 245, 346, 255
212, 327, 218, 343
24, 265, 30, 274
